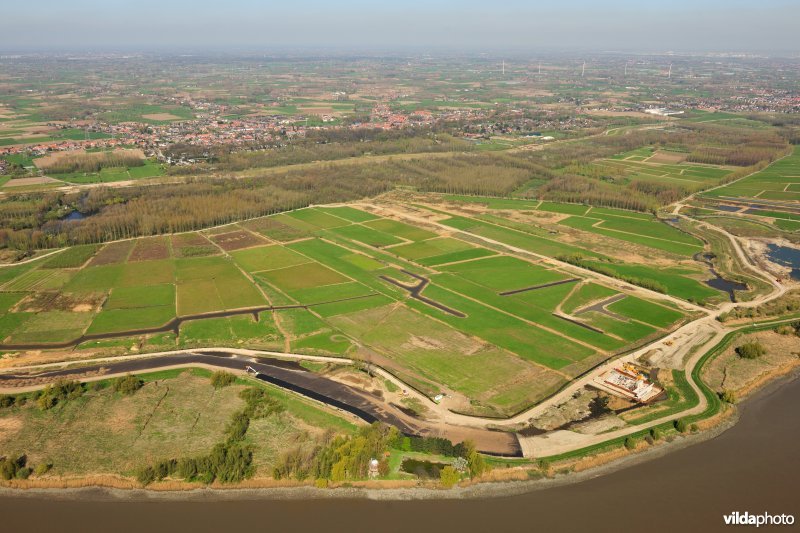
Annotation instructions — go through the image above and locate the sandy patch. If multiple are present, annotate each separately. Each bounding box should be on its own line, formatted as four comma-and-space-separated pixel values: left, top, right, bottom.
298, 107, 338, 116
404, 335, 446, 351
3, 176, 60, 187
0, 416, 23, 437
141, 113, 181, 121
646, 150, 687, 164
585, 110, 655, 119
209, 230, 269, 251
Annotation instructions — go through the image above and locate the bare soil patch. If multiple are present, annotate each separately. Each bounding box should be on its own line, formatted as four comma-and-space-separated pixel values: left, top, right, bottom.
646, 150, 687, 164
210, 230, 269, 251
141, 113, 181, 121
128, 236, 171, 261
15, 291, 106, 313
0, 416, 22, 437
3, 176, 60, 187
585, 110, 655, 119
88, 240, 135, 266
171, 232, 219, 258
172, 232, 210, 247
298, 107, 337, 115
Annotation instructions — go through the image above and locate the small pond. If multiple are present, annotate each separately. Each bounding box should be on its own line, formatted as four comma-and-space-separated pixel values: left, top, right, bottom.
400, 458, 449, 479
695, 252, 748, 301
62, 210, 86, 221
713, 204, 742, 213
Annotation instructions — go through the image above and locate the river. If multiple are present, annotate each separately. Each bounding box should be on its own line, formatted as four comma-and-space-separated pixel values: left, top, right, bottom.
1, 372, 798, 533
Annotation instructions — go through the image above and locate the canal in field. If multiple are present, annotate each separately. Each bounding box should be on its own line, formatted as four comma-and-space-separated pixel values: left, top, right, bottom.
2, 374, 799, 533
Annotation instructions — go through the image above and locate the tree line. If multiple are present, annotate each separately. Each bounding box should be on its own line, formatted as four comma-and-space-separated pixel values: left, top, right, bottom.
38, 152, 145, 175
0, 120, 790, 252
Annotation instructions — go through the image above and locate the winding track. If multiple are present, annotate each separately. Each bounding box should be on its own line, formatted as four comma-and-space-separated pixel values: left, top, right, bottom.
0, 349, 521, 456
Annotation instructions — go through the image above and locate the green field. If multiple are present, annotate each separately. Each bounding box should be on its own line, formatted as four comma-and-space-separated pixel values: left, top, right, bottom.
104, 283, 175, 309
441, 194, 704, 256
177, 265, 265, 315
388, 237, 473, 260
41, 245, 99, 268
51, 159, 165, 184
704, 147, 800, 205
364, 219, 437, 241
230, 245, 309, 272
331, 224, 404, 247
585, 151, 732, 190
0, 202, 696, 415
425, 206, 722, 303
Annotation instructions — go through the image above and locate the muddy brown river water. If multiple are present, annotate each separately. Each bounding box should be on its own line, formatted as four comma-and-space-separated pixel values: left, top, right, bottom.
1, 374, 798, 533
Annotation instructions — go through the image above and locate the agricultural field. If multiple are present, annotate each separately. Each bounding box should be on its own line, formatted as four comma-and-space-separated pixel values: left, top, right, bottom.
99, 104, 194, 124
440, 195, 704, 256
0, 201, 697, 416
47, 159, 165, 184
580, 147, 733, 189
702, 146, 800, 207
414, 194, 725, 304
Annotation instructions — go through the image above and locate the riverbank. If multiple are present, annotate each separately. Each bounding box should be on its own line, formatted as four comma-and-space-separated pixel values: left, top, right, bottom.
3, 366, 797, 533
5, 366, 797, 502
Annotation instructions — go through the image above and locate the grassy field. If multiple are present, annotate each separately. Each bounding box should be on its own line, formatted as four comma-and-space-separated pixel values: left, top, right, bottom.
329, 304, 566, 416
585, 148, 732, 190
178, 314, 282, 348
176, 263, 265, 315
440, 194, 704, 257
50, 160, 165, 184
423, 204, 722, 303
0, 202, 694, 414
41, 245, 100, 268
704, 147, 800, 204
0, 369, 355, 478
558, 210, 703, 256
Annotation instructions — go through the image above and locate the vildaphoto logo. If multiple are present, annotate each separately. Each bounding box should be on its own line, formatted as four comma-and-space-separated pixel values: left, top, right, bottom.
723, 512, 795, 527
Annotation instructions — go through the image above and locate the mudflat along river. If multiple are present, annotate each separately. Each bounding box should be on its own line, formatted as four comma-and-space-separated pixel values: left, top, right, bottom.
1, 374, 798, 533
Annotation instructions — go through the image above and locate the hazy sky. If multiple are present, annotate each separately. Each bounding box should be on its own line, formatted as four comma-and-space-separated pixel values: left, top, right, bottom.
1, 0, 797, 53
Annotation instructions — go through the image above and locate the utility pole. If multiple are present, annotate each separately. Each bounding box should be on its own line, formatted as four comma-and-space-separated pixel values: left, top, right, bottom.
581, 61, 585, 77
502, 60, 505, 76
668, 63, 672, 79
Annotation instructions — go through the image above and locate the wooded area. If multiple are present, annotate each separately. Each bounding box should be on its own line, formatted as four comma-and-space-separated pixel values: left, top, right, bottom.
0, 122, 790, 252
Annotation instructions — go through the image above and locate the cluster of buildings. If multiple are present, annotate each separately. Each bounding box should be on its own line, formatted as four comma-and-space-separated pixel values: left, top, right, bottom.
0, 94, 490, 168
592, 364, 663, 403
462, 111, 597, 138
1, 86, 619, 170
641, 85, 799, 115
366, 103, 436, 129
